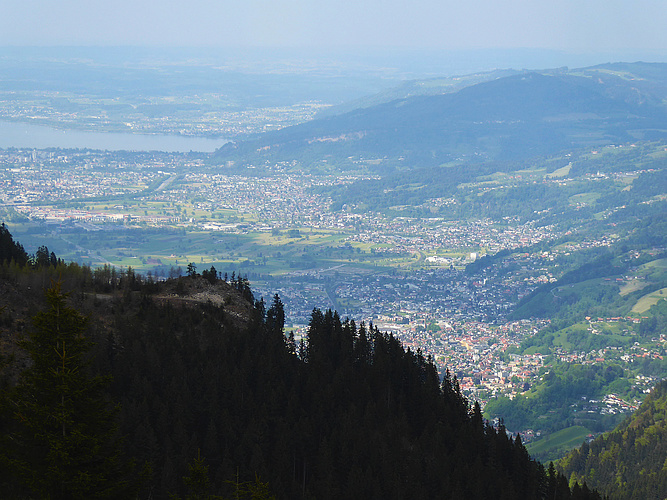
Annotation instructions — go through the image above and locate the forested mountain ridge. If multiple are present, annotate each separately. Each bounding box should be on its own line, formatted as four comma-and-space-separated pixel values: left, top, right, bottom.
214, 62, 667, 170
0, 229, 602, 499
558, 379, 667, 499
314, 68, 523, 118
317, 62, 667, 119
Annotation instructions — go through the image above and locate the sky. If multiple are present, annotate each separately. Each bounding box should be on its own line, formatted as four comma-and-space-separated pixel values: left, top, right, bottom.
1, 0, 666, 54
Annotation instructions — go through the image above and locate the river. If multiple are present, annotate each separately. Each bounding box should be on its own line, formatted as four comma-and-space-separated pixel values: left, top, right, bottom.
0, 121, 227, 152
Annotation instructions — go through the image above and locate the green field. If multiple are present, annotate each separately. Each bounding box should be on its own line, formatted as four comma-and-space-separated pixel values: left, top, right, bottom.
633, 287, 667, 314
546, 163, 572, 178
526, 425, 593, 463
619, 279, 650, 296
9, 222, 409, 279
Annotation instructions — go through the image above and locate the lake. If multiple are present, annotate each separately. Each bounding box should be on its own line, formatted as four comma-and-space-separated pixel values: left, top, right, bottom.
0, 121, 227, 152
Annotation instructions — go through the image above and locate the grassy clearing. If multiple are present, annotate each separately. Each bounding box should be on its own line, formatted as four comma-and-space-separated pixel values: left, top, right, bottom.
508, 167, 549, 182
632, 287, 667, 314
526, 425, 592, 462
546, 163, 572, 178
641, 258, 667, 271
568, 192, 600, 205
619, 279, 649, 296
550, 323, 592, 350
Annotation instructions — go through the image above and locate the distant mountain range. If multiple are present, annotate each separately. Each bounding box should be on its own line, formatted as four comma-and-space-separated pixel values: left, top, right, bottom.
215, 62, 667, 169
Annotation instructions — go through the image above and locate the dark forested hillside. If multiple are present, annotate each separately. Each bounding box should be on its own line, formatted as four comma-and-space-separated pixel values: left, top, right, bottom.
0, 242, 603, 499
559, 379, 667, 499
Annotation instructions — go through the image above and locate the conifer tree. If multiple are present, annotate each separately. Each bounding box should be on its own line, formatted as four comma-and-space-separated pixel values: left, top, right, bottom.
5, 281, 133, 499
0, 223, 28, 267
181, 450, 215, 500
266, 294, 285, 336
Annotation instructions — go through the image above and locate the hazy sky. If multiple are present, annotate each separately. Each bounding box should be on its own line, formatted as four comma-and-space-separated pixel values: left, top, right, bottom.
1, 0, 665, 53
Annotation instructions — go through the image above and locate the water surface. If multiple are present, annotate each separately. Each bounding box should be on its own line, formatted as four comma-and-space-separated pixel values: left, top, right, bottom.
0, 121, 226, 152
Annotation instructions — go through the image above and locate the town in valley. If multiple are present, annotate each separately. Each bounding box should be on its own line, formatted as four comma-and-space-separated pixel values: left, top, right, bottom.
2, 144, 665, 459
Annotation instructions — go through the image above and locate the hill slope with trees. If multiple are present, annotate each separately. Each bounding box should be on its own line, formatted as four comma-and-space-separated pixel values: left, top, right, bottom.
214, 62, 667, 170
0, 228, 602, 499
558, 379, 667, 499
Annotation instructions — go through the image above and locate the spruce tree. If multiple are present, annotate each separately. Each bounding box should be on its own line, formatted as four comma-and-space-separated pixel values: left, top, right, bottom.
266, 294, 285, 336
0, 223, 28, 267
6, 281, 133, 499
